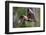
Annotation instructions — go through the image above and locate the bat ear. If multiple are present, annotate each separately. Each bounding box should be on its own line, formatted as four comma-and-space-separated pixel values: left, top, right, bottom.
19, 16, 23, 19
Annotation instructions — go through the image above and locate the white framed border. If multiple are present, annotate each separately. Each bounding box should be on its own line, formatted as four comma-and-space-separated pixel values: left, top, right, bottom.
9, 3, 44, 32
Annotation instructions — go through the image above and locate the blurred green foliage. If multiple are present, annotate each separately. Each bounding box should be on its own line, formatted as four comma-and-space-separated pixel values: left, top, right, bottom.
16, 7, 27, 18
